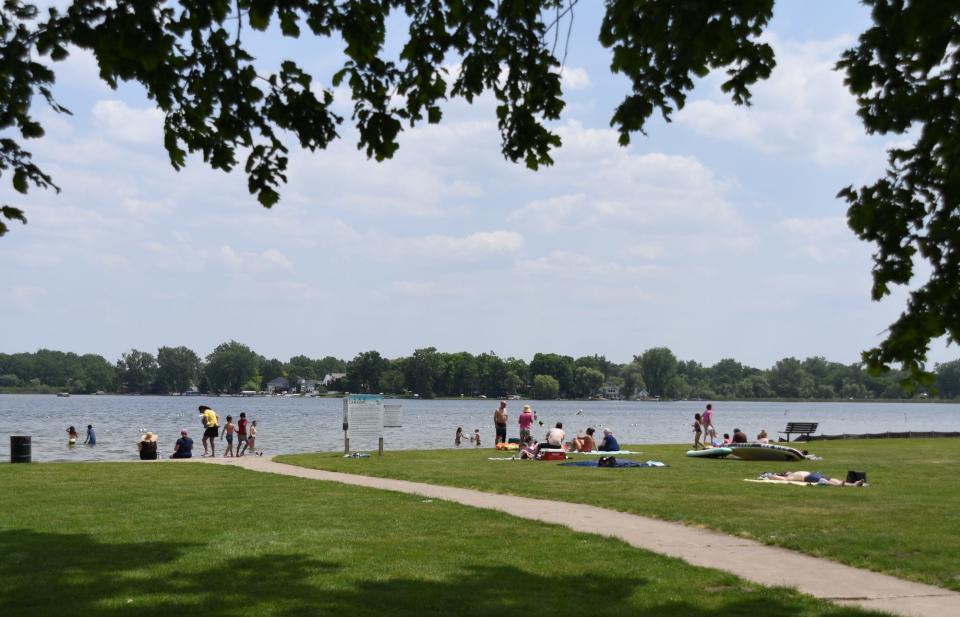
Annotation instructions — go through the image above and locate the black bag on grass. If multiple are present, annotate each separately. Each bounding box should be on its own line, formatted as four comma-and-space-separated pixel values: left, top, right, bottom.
846, 470, 867, 483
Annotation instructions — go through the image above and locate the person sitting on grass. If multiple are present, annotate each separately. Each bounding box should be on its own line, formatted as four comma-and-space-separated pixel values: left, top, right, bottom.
759, 471, 865, 487
571, 427, 597, 452
732, 428, 748, 443
519, 436, 537, 460
598, 428, 620, 452
757, 429, 770, 444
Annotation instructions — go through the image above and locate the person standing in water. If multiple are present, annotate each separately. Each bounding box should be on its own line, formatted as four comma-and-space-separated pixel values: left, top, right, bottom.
84, 424, 96, 446
66, 426, 78, 445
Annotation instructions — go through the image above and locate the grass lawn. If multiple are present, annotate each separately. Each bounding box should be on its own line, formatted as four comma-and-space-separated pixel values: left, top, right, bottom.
279, 438, 960, 591
0, 462, 891, 617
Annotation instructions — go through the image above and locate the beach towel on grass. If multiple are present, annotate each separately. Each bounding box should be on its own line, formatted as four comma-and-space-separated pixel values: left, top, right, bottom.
743, 478, 814, 486
560, 460, 667, 468
564, 450, 641, 456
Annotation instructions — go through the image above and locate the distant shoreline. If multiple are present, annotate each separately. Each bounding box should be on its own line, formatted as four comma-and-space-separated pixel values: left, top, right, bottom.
0, 390, 955, 404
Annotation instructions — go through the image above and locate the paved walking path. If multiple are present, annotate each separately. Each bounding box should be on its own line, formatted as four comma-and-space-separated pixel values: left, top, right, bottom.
205, 456, 960, 617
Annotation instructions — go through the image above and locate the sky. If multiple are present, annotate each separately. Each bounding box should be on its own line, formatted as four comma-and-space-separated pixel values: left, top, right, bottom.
1, 1, 954, 369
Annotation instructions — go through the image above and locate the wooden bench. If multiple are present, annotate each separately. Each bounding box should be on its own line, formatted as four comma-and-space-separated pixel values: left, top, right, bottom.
779, 422, 818, 442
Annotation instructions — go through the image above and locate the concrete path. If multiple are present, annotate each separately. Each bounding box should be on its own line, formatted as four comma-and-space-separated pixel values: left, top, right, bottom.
205, 456, 960, 617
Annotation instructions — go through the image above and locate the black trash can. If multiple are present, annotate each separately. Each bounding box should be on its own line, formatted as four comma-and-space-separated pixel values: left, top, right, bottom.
11, 436, 31, 463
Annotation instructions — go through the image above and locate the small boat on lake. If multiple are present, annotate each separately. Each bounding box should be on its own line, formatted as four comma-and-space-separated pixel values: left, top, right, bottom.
57, 392, 70, 397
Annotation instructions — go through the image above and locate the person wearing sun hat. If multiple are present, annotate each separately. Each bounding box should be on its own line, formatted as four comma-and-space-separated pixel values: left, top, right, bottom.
138, 431, 158, 460
170, 429, 194, 459
518, 404, 534, 442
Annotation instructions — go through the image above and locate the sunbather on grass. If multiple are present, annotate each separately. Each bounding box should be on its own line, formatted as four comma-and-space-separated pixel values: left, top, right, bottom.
759, 471, 865, 486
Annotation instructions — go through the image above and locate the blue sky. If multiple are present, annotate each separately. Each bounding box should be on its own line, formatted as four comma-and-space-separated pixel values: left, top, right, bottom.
1, 2, 953, 369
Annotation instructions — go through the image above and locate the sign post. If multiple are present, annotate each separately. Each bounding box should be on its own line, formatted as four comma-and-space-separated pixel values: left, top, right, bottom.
343, 394, 401, 456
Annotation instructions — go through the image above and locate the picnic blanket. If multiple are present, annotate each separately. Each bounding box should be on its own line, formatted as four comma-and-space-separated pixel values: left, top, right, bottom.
560, 460, 668, 468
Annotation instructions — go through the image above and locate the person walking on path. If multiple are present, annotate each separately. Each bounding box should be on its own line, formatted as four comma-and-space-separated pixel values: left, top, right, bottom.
221, 415, 236, 457
518, 405, 534, 442
493, 400, 508, 445
199, 405, 219, 457
84, 424, 96, 446
702, 404, 717, 444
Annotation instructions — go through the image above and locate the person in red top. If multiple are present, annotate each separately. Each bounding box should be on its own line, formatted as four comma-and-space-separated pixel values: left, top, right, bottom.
236, 412, 250, 456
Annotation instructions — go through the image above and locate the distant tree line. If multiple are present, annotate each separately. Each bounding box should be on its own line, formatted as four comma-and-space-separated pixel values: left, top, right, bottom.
2, 344, 960, 400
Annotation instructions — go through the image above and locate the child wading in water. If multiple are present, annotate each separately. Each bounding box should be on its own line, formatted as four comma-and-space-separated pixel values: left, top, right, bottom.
66, 426, 78, 445
470, 428, 481, 447
455, 427, 466, 446
221, 415, 236, 457
692, 413, 704, 450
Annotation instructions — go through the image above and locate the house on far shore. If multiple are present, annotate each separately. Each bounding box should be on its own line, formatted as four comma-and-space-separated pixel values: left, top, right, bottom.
322, 373, 347, 387
266, 377, 289, 394
601, 384, 622, 400
301, 379, 321, 393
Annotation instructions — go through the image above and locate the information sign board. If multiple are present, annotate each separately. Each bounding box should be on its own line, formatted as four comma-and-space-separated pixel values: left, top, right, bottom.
343, 394, 383, 440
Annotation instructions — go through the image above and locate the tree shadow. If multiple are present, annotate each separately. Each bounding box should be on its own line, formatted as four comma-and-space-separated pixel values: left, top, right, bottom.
0, 529, 879, 617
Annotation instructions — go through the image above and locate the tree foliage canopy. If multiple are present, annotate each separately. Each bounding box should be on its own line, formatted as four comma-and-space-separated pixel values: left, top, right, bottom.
2, 0, 957, 380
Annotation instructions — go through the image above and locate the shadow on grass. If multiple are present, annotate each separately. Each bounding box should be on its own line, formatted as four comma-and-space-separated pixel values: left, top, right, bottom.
0, 529, 874, 617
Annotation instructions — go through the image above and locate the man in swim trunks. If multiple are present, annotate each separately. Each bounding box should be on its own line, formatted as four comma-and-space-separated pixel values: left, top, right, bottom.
493, 400, 508, 445
199, 405, 219, 457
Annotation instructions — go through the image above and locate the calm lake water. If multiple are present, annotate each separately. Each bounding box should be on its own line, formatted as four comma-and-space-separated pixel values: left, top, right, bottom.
1, 393, 958, 462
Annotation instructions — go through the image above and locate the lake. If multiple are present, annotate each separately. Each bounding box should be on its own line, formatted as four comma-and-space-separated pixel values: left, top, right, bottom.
1, 393, 958, 462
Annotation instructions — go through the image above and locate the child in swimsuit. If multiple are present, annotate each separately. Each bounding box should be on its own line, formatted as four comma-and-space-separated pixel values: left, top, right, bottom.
221, 415, 236, 457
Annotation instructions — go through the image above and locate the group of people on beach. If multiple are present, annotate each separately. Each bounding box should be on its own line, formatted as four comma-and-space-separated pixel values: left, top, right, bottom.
454, 401, 623, 459
690, 404, 769, 450
68, 405, 262, 460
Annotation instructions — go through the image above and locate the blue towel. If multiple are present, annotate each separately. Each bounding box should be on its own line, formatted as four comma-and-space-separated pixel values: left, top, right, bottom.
559, 460, 667, 468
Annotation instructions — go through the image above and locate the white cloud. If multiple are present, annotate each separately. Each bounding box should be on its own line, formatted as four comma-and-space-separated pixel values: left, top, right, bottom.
218, 245, 293, 273
559, 66, 591, 90
516, 251, 665, 279
91, 100, 164, 145
675, 34, 881, 169
775, 216, 857, 264
400, 231, 524, 260
510, 123, 743, 235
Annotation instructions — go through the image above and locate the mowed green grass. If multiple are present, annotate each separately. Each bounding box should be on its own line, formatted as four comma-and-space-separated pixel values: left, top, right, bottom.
0, 463, 889, 617
280, 438, 960, 591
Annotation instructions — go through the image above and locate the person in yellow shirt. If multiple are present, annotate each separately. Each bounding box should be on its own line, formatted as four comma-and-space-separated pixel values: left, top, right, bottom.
198, 405, 219, 457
